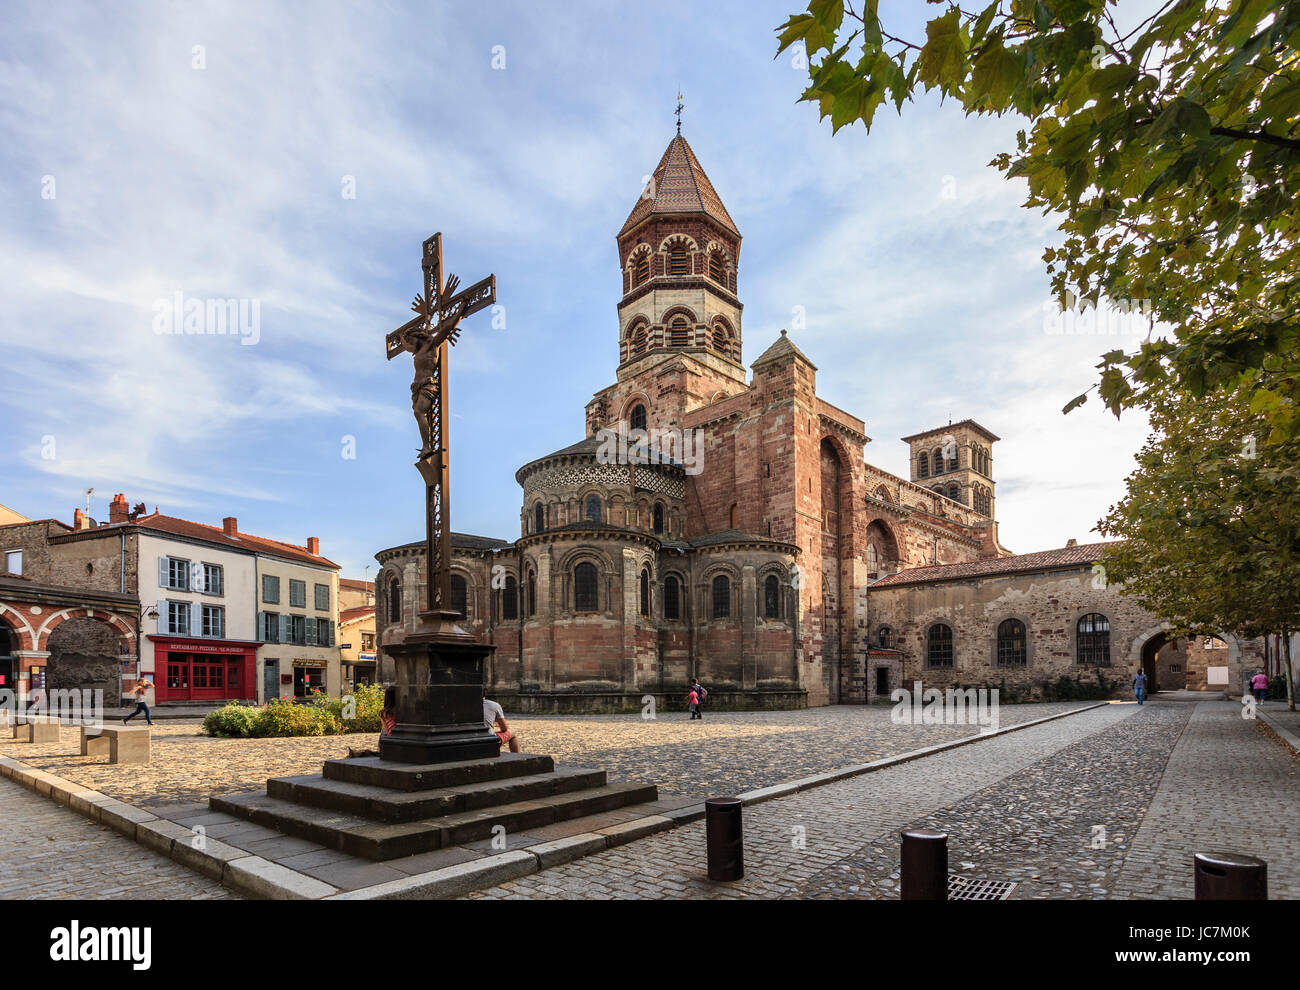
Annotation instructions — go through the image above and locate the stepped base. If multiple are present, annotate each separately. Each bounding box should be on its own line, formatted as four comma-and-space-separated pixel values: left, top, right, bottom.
210, 752, 658, 861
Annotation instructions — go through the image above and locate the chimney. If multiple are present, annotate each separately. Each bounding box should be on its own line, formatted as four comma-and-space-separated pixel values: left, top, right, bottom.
222, 517, 238, 537
307, 537, 320, 555
73, 508, 87, 530
1066, 538, 1078, 547
108, 493, 129, 524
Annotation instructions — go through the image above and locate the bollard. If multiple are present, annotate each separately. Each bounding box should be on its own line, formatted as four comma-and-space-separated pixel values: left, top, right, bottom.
1194, 852, 1267, 900
901, 828, 948, 900
705, 797, 744, 881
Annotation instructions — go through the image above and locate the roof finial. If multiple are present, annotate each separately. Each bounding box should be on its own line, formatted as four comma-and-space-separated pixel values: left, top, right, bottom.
675, 89, 684, 134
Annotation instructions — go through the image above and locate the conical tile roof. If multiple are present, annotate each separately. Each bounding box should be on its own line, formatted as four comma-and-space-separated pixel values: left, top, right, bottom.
619, 134, 739, 238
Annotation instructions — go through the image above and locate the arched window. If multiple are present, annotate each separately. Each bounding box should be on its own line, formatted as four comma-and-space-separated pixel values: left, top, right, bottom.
866, 544, 879, 572
664, 575, 681, 620
669, 316, 691, 347
1077, 613, 1111, 665
632, 250, 650, 286
450, 573, 468, 619
639, 568, 650, 616
574, 562, 598, 613
711, 575, 731, 619
926, 624, 954, 667
527, 570, 536, 616
629, 404, 647, 432
877, 625, 893, 648
996, 618, 1026, 666
387, 577, 401, 623
763, 574, 780, 619
918, 452, 929, 478
932, 448, 945, 475
584, 495, 602, 522
668, 242, 690, 276
630, 324, 649, 355
708, 250, 726, 284
653, 503, 664, 534
711, 322, 730, 356
502, 575, 518, 621
729, 504, 738, 529
947, 484, 960, 503
534, 502, 545, 533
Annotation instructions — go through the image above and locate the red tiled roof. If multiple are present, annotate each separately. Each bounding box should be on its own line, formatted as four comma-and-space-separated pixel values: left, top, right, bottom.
620, 134, 739, 237
339, 578, 374, 593
870, 542, 1114, 589
134, 513, 339, 569
339, 605, 374, 624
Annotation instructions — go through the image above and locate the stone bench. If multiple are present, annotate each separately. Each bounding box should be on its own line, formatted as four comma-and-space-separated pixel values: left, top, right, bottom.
8, 716, 60, 743
80, 725, 151, 764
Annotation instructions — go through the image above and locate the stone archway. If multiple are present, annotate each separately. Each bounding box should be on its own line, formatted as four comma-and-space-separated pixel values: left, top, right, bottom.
44, 616, 128, 699
1128, 624, 1244, 695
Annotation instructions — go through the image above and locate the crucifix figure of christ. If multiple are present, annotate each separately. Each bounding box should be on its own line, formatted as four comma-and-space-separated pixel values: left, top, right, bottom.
386, 232, 496, 615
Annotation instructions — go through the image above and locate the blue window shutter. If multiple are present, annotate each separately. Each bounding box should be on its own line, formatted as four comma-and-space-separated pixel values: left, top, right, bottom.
157, 600, 168, 633
329, 620, 336, 647
306, 617, 317, 646
278, 613, 288, 644
257, 611, 265, 641
189, 601, 199, 636
159, 557, 168, 588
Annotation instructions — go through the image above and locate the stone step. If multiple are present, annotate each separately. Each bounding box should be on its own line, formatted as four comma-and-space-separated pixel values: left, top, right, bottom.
210, 780, 659, 861
322, 752, 554, 791
267, 766, 608, 823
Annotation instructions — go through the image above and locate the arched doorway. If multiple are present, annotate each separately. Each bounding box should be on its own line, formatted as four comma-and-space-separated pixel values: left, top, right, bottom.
1140, 630, 1169, 694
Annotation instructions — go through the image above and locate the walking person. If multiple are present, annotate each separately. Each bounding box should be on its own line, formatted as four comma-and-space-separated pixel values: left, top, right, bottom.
1133, 670, 1148, 706
686, 684, 701, 720
1251, 669, 1269, 703
122, 679, 154, 725
690, 677, 708, 718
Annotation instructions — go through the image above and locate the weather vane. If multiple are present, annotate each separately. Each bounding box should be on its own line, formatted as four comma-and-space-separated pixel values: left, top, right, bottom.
676, 89, 684, 133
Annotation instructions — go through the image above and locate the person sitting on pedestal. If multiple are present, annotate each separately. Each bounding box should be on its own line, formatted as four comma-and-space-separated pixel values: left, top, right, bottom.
484, 690, 521, 753
347, 687, 398, 759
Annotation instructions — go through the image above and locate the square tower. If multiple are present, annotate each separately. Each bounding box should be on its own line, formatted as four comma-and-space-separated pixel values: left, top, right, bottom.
900, 420, 999, 518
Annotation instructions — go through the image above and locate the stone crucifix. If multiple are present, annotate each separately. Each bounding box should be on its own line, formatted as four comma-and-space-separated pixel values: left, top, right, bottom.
385, 232, 495, 615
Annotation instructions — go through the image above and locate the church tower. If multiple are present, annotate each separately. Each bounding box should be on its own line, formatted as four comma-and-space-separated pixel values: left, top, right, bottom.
586, 132, 748, 437
901, 420, 999, 518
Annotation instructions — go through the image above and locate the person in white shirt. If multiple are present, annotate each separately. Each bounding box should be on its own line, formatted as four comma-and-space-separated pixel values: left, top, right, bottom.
483, 691, 521, 753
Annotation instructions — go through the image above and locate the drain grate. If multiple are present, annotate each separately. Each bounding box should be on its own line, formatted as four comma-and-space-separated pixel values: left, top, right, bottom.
947, 875, 1018, 900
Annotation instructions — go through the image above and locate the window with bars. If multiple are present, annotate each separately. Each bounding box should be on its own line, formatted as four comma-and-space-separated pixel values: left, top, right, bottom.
927, 624, 954, 667
1077, 613, 1111, 665
877, 626, 893, 648
711, 324, 730, 355
629, 404, 647, 431
918, 452, 929, 478
574, 563, 598, 613
764, 574, 780, 619
996, 618, 1027, 666
450, 574, 468, 619
633, 251, 650, 285
664, 575, 680, 620
668, 244, 690, 275
669, 318, 691, 347
630, 325, 649, 355
711, 575, 731, 619
932, 449, 945, 475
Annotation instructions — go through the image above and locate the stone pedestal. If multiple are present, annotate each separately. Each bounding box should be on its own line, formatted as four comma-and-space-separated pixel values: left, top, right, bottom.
379, 609, 501, 765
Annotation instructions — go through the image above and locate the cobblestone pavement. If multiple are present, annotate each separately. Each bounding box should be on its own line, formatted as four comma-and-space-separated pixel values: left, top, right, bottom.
0, 702, 1090, 807
467, 702, 1138, 899
1111, 701, 1300, 899
0, 776, 234, 900
467, 698, 1300, 900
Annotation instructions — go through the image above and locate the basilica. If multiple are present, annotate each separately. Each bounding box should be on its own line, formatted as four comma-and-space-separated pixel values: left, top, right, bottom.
374, 133, 1260, 709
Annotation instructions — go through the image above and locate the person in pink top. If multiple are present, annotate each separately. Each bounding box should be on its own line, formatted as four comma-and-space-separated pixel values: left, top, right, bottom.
686, 687, 701, 720
1251, 671, 1269, 703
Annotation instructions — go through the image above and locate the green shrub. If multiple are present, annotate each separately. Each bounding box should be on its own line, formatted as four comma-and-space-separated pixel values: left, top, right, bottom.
202, 701, 259, 737
256, 698, 342, 737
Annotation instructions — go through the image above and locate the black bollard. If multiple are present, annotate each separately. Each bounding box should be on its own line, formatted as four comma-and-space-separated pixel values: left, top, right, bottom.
1194, 852, 1268, 900
901, 828, 948, 900
705, 797, 744, 881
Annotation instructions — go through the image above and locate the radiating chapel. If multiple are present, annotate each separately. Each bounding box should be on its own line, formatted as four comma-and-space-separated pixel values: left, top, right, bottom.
375, 133, 1259, 708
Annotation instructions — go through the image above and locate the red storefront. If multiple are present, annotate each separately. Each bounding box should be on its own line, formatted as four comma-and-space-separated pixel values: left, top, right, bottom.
148, 636, 258, 702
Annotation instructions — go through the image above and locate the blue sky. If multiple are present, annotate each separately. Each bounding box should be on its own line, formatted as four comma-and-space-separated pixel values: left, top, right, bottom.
0, 0, 1154, 579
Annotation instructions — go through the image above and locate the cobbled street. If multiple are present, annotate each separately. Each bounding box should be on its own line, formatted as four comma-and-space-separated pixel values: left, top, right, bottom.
468, 698, 1300, 900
